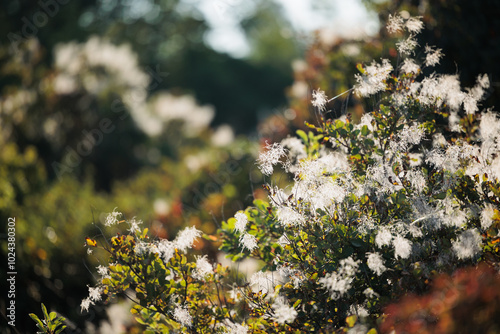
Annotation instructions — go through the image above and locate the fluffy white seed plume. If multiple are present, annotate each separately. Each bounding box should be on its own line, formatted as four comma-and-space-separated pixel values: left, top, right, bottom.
350, 304, 369, 318
105, 207, 122, 226
491, 157, 500, 181
408, 152, 423, 167
387, 14, 404, 33
193, 255, 213, 281
401, 58, 420, 74
312, 89, 328, 112
277, 234, 290, 247
359, 113, 375, 131
239, 233, 258, 252
250, 271, 276, 294
234, 211, 248, 233
375, 227, 393, 248
468, 73, 490, 102
276, 206, 306, 226
127, 217, 143, 234
405, 16, 424, 33
476, 73, 490, 89
157, 239, 176, 262
174, 226, 202, 253
134, 241, 150, 257
80, 298, 91, 312
481, 204, 496, 230
407, 169, 426, 193
268, 186, 289, 207
397, 36, 418, 55
397, 124, 425, 151
348, 324, 369, 334
354, 59, 393, 97
221, 320, 248, 334
448, 111, 462, 132
463, 94, 479, 115
97, 265, 109, 278
281, 136, 307, 162
366, 252, 387, 276
393, 235, 412, 259
319, 256, 360, 299
272, 296, 297, 324
173, 305, 192, 328
88, 286, 103, 302
440, 75, 465, 110
257, 142, 287, 176
452, 228, 482, 259
424, 45, 443, 67
480, 111, 500, 143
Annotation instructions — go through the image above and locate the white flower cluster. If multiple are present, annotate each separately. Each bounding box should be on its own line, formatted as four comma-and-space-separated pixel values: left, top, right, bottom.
375, 227, 413, 259
319, 256, 360, 299
81, 285, 103, 312
239, 233, 258, 252
277, 264, 305, 288
257, 142, 288, 176
354, 58, 393, 97
250, 271, 277, 295
387, 13, 423, 34
272, 296, 297, 324
366, 252, 387, 276
53, 37, 215, 137
452, 229, 482, 260
234, 211, 248, 233
127, 217, 143, 234
231, 211, 259, 252
133, 226, 201, 263
54, 36, 149, 96
312, 89, 329, 111
219, 320, 249, 334
192, 255, 213, 281
104, 208, 122, 226
173, 304, 192, 328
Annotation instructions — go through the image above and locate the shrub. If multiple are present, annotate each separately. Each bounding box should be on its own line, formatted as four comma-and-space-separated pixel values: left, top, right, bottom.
80, 14, 500, 333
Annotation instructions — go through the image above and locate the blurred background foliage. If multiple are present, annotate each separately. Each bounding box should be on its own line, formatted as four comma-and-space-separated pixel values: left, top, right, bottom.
380, 264, 500, 333
0, 0, 499, 332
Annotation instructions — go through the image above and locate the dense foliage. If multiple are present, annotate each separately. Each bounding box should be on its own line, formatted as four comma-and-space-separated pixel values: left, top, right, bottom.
76, 15, 500, 333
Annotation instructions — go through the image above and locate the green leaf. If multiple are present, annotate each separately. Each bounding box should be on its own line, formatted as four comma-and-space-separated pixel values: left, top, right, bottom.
361, 125, 370, 136
253, 199, 268, 212
55, 326, 67, 334
41, 303, 49, 322
293, 299, 302, 308
29, 313, 45, 330
364, 138, 374, 147
433, 192, 447, 199
351, 239, 363, 248
296, 129, 308, 144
